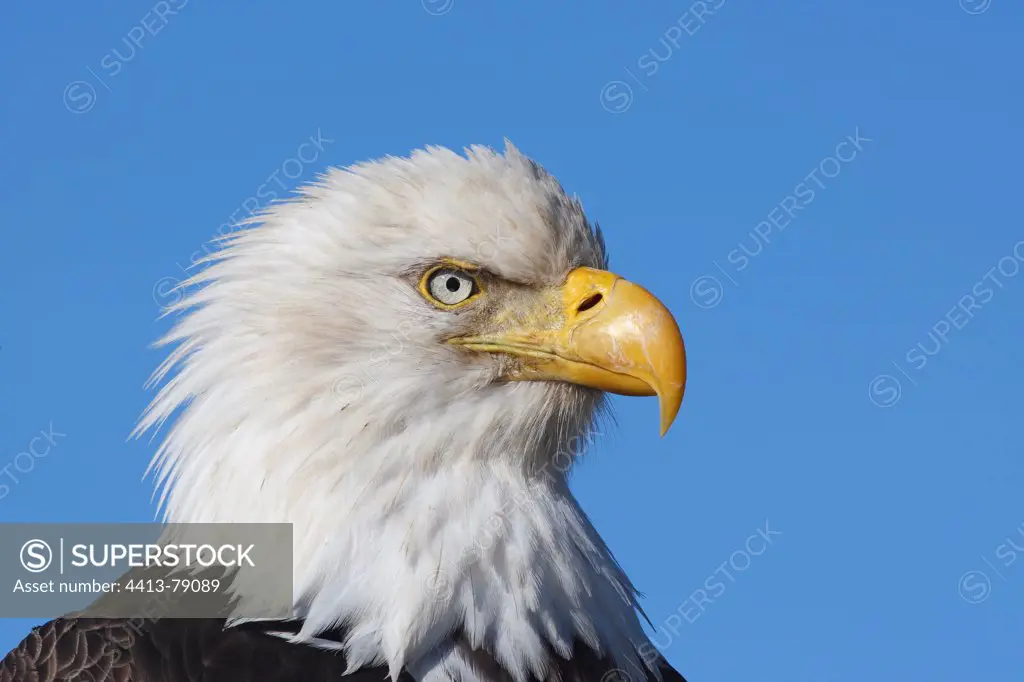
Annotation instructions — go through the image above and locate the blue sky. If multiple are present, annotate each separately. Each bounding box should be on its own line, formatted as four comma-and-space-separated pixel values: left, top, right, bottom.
1, 0, 1023, 679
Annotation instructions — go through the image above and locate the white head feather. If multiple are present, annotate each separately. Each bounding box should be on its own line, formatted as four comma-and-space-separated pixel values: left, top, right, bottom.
137, 142, 661, 682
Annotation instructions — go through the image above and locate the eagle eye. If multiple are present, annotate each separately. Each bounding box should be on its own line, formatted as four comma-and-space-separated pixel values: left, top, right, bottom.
421, 266, 481, 308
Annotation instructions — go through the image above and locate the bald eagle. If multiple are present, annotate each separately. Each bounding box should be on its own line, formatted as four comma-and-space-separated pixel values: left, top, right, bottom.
2, 143, 688, 682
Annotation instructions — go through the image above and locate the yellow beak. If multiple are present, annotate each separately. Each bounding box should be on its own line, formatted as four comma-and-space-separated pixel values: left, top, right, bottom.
449, 267, 686, 436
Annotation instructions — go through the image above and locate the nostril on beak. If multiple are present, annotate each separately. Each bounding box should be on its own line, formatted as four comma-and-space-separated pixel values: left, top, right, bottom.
576, 293, 603, 314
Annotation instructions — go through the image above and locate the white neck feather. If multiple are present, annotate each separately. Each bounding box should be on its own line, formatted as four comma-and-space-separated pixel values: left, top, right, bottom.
143, 376, 656, 681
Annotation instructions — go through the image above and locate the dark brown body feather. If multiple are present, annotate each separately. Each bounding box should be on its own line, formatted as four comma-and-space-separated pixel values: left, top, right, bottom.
1, 618, 686, 682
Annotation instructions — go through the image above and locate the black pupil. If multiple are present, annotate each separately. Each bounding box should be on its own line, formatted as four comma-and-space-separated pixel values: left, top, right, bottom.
445, 276, 462, 293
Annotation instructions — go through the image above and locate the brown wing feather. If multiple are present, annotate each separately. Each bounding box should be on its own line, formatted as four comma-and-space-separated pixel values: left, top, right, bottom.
0, 619, 134, 682
3, 620, 687, 682
452, 631, 687, 682
1, 619, 403, 682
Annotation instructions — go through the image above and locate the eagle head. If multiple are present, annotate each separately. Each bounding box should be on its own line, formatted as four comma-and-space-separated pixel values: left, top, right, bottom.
139, 141, 686, 681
